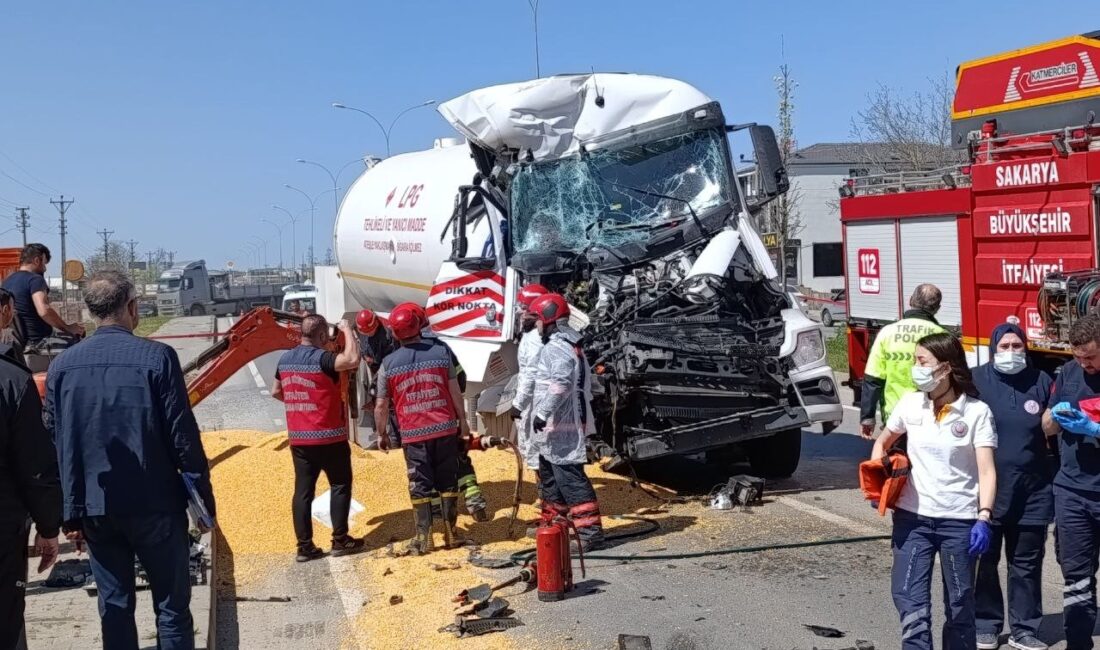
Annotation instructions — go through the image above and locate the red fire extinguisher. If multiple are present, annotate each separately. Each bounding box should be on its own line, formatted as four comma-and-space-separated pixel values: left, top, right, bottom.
536, 516, 586, 602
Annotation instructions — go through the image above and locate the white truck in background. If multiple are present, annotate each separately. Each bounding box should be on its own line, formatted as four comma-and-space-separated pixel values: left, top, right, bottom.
157, 260, 286, 317
325, 74, 841, 477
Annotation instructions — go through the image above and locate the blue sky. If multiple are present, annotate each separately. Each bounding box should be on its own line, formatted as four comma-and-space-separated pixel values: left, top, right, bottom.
0, 1, 1085, 273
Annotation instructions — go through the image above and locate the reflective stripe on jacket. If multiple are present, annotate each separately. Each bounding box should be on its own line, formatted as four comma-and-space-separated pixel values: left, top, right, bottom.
381, 341, 459, 444
278, 345, 346, 446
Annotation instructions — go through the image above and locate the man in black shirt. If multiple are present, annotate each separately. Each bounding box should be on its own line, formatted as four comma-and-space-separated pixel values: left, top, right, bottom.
0, 285, 62, 649
0, 244, 84, 371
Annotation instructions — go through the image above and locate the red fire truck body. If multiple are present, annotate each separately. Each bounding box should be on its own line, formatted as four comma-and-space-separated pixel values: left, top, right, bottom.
841, 32, 1100, 402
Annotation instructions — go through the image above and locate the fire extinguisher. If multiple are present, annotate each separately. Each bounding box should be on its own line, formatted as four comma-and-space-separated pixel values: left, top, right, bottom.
536, 516, 586, 602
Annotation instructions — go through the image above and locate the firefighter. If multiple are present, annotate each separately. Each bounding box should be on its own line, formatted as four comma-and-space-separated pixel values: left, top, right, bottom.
356, 309, 397, 450
859, 283, 946, 439
872, 332, 997, 650
1044, 313, 1100, 650
272, 314, 366, 562
415, 305, 490, 523
375, 303, 469, 554
528, 292, 605, 551
972, 323, 1054, 650
510, 283, 548, 471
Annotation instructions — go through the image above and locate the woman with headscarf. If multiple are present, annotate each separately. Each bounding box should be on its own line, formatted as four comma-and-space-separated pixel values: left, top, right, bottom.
971, 323, 1055, 650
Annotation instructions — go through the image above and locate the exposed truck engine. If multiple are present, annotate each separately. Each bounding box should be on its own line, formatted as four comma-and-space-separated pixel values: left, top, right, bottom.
332, 74, 842, 477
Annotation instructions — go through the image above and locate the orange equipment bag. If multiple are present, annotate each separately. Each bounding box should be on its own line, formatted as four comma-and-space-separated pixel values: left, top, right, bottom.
859, 448, 910, 516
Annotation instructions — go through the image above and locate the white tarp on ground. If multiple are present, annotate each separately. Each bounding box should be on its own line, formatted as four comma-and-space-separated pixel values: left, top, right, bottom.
438, 73, 714, 161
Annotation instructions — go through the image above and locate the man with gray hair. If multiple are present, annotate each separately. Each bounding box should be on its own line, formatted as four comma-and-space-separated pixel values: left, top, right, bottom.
859, 283, 946, 439
45, 271, 215, 650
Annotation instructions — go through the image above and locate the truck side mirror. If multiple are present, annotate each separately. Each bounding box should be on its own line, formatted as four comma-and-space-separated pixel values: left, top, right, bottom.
749, 125, 789, 199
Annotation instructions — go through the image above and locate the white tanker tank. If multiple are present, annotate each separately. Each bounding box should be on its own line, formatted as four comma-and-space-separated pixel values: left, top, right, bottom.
333, 73, 843, 478
335, 140, 483, 314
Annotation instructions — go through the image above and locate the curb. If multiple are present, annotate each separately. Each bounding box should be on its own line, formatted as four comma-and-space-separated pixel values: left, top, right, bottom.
205, 528, 218, 650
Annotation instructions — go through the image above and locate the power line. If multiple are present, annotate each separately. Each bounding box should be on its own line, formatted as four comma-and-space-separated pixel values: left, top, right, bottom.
97, 228, 114, 265
50, 196, 74, 295
0, 148, 60, 194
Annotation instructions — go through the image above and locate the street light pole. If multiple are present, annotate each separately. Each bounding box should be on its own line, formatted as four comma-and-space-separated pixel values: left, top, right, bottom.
284, 184, 315, 273
331, 100, 436, 157
296, 159, 339, 225
272, 205, 298, 279
249, 236, 267, 269
261, 219, 284, 269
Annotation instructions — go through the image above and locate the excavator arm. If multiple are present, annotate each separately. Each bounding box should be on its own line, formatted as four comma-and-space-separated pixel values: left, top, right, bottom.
183, 307, 357, 418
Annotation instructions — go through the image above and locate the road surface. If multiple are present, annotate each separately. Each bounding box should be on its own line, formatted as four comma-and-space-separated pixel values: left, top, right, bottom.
172, 316, 1093, 650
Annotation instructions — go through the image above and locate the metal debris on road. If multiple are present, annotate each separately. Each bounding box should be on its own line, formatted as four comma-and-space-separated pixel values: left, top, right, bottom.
233, 595, 291, 603
440, 615, 523, 638
804, 623, 846, 638
617, 634, 653, 650
388, 594, 404, 606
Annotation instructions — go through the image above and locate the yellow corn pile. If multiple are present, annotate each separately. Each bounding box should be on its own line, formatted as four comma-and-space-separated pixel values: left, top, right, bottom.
204, 430, 676, 649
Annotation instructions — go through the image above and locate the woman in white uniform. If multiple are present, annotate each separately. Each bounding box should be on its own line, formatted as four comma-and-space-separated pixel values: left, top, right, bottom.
871, 331, 998, 650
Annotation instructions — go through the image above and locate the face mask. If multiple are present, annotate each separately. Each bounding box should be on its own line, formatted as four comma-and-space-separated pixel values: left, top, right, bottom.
993, 350, 1026, 375
911, 364, 943, 393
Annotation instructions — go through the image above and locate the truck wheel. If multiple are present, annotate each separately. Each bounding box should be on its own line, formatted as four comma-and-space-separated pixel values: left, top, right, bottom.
190, 304, 206, 316
821, 309, 834, 327
745, 429, 802, 479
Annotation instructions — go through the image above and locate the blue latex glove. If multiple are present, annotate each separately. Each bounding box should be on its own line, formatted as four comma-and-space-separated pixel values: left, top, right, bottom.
1052, 402, 1100, 438
969, 520, 992, 557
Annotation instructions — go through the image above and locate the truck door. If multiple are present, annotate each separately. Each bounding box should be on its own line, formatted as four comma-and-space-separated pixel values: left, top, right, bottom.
428, 188, 511, 342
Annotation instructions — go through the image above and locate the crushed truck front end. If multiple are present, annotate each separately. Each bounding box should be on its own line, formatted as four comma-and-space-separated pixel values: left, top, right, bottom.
439, 74, 840, 476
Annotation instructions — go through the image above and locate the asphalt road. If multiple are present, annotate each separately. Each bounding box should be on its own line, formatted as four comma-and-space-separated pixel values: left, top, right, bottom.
177, 315, 1095, 650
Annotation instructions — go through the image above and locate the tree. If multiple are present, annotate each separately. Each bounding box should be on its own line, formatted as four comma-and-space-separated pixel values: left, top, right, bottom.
85, 241, 131, 275
763, 63, 804, 285
850, 73, 958, 170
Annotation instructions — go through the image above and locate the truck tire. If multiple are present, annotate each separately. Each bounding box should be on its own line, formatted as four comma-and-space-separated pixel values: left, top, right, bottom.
190, 304, 206, 316
821, 309, 834, 327
745, 429, 801, 479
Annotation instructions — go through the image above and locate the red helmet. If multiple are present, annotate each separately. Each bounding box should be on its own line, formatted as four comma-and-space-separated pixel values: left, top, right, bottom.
389, 303, 422, 341
529, 293, 570, 325
517, 284, 549, 309
356, 309, 380, 335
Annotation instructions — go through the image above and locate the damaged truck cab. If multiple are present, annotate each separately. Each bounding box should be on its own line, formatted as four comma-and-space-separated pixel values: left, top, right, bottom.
334, 74, 841, 478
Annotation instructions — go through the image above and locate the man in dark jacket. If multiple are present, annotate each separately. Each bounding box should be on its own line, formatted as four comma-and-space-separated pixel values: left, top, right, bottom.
45, 271, 215, 650
0, 285, 62, 650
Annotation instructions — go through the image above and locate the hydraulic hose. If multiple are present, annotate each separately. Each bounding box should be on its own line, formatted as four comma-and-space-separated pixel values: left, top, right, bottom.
504, 515, 890, 565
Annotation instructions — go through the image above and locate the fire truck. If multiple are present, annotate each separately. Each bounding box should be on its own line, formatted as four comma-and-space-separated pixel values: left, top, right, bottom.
841, 31, 1100, 401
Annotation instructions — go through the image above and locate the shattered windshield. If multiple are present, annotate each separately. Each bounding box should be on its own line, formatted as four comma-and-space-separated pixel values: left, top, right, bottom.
510, 127, 732, 253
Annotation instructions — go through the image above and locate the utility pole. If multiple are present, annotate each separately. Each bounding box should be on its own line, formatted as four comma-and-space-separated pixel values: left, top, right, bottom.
15, 207, 29, 246
97, 229, 114, 268
166, 251, 175, 268
126, 239, 138, 272
50, 195, 74, 296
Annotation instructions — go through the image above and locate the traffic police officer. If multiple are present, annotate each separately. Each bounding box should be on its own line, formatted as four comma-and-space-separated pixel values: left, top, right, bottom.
375, 303, 469, 554
860, 284, 946, 439
1045, 313, 1100, 650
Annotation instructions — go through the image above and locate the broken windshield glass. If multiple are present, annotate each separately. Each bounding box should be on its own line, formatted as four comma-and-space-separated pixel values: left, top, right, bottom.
509, 127, 732, 254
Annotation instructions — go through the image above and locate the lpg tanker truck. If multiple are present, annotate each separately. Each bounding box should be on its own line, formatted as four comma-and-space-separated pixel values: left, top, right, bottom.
330, 74, 842, 477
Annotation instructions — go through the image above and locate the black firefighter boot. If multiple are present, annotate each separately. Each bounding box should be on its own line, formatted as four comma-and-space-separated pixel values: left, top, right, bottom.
404, 501, 434, 556
439, 492, 465, 549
